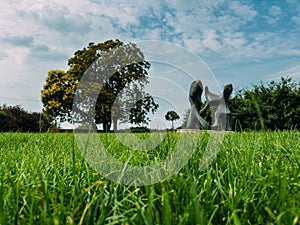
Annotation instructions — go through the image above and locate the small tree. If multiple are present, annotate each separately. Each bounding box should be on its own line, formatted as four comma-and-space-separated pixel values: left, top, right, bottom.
165, 110, 180, 130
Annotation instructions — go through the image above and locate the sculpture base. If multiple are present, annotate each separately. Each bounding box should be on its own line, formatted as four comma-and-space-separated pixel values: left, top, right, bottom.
177, 129, 233, 133
177, 129, 207, 133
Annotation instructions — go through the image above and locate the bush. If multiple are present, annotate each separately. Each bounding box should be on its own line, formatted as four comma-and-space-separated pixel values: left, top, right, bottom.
230, 77, 300, 131
0, 105, 51, 132
130, 126, 150, 133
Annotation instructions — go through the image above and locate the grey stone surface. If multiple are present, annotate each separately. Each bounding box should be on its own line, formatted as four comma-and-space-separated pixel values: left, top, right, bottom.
186, 80, 233, 131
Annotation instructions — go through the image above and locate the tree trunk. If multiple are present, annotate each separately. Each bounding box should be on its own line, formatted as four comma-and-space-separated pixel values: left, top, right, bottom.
102, 120, 111, 132
112, 116, 118, 131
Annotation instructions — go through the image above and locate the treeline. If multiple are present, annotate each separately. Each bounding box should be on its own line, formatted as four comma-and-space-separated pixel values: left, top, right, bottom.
0, 105, 51, 132
0, 77, 299, 132
229, 77, 300, 131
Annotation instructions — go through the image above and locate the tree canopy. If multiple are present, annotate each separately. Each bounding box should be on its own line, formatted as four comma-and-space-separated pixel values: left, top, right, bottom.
229, 77, 300, 130
165, 110, 180, 130
41, 40, 158, 130
0, 105, 51, 132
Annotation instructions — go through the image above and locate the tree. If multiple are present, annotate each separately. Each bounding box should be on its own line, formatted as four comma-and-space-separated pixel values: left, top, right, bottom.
41, 40, 158, 131
0, 105, 51, 132
229, 77, 300, 130
41, 70, 76, 126
165, 110, 180, 130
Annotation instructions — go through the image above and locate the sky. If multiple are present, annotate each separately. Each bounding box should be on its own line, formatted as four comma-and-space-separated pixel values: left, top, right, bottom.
1, 0, 300, 129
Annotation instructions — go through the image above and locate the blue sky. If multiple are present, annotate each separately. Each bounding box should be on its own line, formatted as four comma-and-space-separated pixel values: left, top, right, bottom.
1, 0, 300, 128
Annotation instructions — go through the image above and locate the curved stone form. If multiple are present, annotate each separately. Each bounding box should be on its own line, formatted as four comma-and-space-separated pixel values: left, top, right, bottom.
186, 80, 208, 129
186, 80, 233, 131
205, 84, 233, 131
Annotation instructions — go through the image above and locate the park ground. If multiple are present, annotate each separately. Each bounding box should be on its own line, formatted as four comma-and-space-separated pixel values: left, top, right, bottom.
0, 131, 299, 225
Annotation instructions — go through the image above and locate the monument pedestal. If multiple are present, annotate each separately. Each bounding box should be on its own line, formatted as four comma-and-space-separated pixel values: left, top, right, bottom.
177, 129, 207, 133
177, 129, 233, 133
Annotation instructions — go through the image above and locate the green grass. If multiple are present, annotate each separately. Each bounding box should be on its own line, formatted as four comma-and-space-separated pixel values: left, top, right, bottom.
0, 131, 299, 224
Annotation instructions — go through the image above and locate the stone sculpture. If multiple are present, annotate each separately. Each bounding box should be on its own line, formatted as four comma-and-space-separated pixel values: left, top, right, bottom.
186, 80, 233, 131
186, 80, 208, 129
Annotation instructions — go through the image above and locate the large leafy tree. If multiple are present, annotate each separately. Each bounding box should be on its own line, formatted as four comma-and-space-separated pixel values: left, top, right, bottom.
41, 40, 158, 130
230, 77, 300, 130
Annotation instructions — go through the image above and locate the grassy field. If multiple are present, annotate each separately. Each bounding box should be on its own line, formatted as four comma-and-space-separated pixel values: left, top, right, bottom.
0, 131, 299, 225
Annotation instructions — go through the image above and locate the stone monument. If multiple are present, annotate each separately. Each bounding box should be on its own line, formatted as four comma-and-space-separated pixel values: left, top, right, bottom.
186, 80, 233, 131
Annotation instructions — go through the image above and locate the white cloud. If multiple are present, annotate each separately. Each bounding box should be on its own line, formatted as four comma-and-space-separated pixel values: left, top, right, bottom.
253, 32, 275, 42
269, 5, 281, 17
184, 39, 204, 54
280, 49, 300, 56
291, 16, 300, 26
0, 0, 295, 63
266, 5, 282, 24
202, 29, 222, 52
286, 0, 298, 4
0, 0, 300, 114
269, 62, 300, 80
228, 1, 257, 22
223, 32, 247, 48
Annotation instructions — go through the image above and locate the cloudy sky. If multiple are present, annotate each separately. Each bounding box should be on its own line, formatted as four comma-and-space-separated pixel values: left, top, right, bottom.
1, 0, 300, 128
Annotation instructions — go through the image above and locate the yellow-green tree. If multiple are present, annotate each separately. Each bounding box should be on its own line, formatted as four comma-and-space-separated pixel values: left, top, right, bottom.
41, 40, 158, 130
41, 70, 77, 125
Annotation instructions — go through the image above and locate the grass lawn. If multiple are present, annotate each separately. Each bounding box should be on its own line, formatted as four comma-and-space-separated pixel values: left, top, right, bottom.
0, 131, 299, 224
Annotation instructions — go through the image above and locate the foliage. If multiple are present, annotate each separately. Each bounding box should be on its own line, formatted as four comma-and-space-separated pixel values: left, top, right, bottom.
165, 110, 180, 129
0, 105, 51, 132
230, 77, 300, 131
41, 40, 158, 130
128, 94, 158, 126
41, 70, 76, 125
129, 126, 151, 133
0, 131, 299, 224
